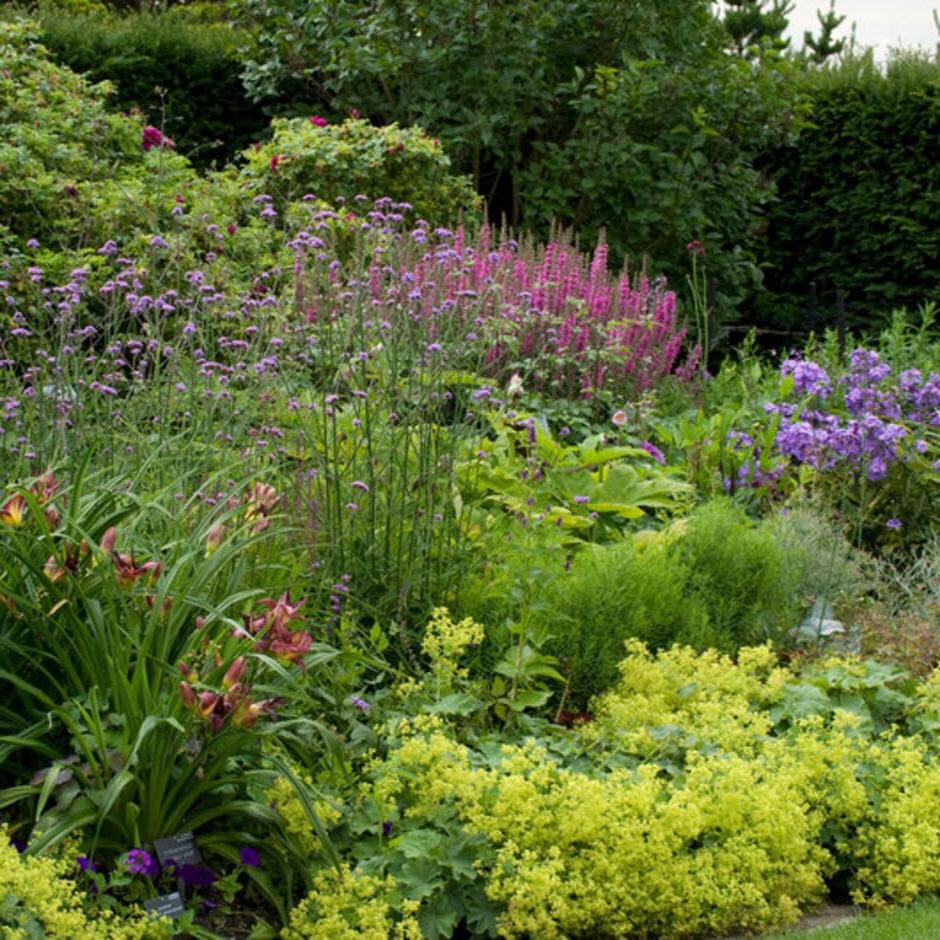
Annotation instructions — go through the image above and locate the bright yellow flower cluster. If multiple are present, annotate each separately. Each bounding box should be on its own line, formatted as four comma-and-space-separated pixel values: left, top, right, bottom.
588, 640, 789, 756
420, 607, 484, 676
0, 835, 171, 939
777, 716, 940, 907
282, 865, 422, 940
332, 644, 940, 937
267, 775, 342, 854
385, 731, 824, 938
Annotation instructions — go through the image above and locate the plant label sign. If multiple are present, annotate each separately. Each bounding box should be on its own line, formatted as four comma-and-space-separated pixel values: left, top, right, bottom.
144, 891, 185, 918
154, 831, 202, 868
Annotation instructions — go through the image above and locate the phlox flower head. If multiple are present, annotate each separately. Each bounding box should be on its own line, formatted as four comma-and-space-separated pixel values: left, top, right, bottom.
781, 357, 831, 398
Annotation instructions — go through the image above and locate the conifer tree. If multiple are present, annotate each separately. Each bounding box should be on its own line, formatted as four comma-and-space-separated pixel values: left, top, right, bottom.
803, 1, 847, 63
721, 0, 793, 55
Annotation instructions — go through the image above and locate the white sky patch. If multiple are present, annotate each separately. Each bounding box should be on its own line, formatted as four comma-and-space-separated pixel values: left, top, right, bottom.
783, 0, 939, 57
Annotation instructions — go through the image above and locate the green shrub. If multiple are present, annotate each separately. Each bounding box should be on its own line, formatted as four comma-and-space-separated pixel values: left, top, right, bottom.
36, 5, 267, 168
238, 116, 481, 227
675, 498, 804, 645
0, 18, 197, 250
518, 47, 806, 323
542, 539, 711, 702
533, 499, 825, 704
757, 50, 940, 333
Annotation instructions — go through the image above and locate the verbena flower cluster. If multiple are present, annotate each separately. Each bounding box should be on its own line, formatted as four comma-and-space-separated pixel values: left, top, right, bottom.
0, 199, 697, 471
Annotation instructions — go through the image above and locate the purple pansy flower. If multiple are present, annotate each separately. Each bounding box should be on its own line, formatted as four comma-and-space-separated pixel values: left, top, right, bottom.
239, 845, 261, 868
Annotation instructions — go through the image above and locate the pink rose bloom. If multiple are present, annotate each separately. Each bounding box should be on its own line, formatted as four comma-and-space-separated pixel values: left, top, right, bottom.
141, 126, 174, 151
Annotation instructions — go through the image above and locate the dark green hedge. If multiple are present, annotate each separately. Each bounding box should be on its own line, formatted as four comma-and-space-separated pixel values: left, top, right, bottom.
756, 53, 940, 334
36, 7, 268, 168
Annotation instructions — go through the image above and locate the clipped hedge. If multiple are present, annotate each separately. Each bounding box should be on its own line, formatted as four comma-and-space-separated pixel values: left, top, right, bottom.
35, 6, 268, 168
757, 52, 940, 334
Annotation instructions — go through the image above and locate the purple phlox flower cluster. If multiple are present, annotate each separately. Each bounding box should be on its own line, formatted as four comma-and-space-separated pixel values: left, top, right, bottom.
842, 348, 899, 417
767, 347, 937, 482
775, 411, 907, 482
781, 356, 831, 398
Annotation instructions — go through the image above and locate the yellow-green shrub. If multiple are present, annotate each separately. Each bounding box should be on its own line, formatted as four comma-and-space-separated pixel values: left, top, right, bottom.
238, 117, 481, 228
587, 640, 789, 757
381, 729, 825, 938
0, 835, 171, 938
283, 865, 422, 940
274, 630, 940, 937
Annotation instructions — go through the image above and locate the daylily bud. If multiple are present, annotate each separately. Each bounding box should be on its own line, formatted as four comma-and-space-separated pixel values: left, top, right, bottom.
100, 527, 117, 555
179, 661, 198, 682
146, 594, 172, 616
205, 524, 225, 557
43, 555, 65, 583
179, 681, 197, 709
198, 691, 221, 719
223, 656, 247, 689
30, 472, 57, 504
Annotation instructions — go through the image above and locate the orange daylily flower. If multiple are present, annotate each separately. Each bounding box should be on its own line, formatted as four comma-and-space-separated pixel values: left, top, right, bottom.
0, 493, 26, 527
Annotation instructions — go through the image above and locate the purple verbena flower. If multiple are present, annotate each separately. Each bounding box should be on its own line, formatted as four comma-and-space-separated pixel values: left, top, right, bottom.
124, 848, 158, 877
